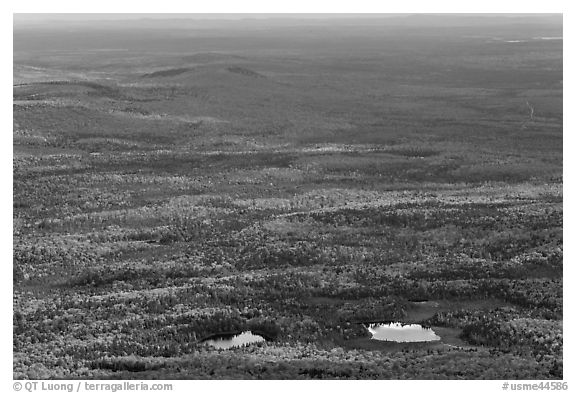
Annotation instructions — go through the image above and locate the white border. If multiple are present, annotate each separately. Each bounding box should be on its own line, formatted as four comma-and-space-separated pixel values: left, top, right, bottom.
3, 1, 572, 391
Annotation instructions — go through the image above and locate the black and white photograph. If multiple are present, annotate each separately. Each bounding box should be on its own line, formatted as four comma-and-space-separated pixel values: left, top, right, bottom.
10, 8, 566, 383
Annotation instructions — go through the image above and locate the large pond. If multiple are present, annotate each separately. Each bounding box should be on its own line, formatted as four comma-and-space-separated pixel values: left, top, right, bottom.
366, 323, 441, 343
202, 331, 266, 349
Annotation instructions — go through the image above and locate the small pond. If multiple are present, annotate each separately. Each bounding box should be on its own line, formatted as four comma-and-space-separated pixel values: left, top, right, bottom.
366, 322, 441, 343
202, 331, 266, 349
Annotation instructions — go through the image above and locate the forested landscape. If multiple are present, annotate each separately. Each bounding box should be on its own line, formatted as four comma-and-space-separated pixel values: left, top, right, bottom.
13, 14, 563, 379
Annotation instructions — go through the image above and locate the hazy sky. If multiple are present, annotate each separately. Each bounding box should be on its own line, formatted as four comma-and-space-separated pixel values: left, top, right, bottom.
14, 13, 562, 28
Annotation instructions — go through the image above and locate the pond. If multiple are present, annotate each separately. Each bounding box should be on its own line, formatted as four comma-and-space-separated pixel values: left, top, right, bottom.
366, 322, 441, 343
202, 331, 266, 349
